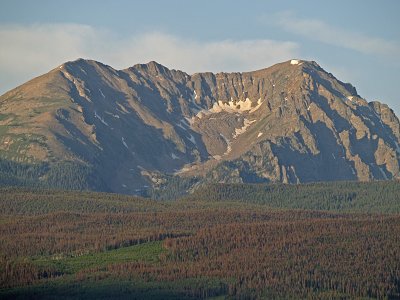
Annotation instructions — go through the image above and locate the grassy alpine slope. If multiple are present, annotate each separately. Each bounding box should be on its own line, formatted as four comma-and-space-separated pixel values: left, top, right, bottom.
1, 182, 400, 299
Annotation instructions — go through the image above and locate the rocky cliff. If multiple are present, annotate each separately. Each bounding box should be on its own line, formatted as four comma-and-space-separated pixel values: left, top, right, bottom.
0, 59, 398, 194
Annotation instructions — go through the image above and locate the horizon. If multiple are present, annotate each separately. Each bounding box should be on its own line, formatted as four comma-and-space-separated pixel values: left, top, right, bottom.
22, 57, 322, 74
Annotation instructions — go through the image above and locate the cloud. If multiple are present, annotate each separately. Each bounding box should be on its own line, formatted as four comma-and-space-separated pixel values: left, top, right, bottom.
109, 32, 299, 73
0, 23, 100, 93
0, 23, 299, 94
272, 12, 400, 57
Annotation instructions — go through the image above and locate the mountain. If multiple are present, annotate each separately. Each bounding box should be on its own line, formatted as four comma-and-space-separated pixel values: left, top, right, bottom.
0, 58, 399, 195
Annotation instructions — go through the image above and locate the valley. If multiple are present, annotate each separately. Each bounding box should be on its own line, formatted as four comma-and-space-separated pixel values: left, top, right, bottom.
1, 182, 400, 299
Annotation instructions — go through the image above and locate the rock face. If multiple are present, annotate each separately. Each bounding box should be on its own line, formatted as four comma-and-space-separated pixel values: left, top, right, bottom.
0, 59, 399, 194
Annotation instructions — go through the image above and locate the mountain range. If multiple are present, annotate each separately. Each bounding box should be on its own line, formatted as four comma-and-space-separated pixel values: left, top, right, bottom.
0, 58, 399, 195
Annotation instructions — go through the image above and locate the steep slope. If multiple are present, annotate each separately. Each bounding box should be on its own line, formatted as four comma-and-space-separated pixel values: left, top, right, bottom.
0, 59, 399, 194
185, 60, 400, 184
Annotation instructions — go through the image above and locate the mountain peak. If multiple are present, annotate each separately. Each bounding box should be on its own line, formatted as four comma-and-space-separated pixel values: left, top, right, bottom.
284, 59, 360, 98
59, 58, 112, 71
131, 61, 170, 75
0, 58, 399, 194
61, 58, 94, 68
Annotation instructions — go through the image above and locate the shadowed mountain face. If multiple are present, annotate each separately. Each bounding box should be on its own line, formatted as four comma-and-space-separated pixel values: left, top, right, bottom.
0, 59, 399, 194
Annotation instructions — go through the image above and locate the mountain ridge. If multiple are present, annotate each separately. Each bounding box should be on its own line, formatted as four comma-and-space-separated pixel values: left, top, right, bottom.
0, 58, 399, 195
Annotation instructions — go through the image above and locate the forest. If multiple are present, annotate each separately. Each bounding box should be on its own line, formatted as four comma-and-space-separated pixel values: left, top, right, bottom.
0, 159, 107, 192
1, 181, 400, 299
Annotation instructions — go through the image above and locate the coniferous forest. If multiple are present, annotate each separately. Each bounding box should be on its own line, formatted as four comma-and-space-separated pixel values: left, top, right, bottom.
1, 182, 400, 299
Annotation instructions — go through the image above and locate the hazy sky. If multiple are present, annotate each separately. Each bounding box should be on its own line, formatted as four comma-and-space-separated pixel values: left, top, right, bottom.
1, 0, 399, 114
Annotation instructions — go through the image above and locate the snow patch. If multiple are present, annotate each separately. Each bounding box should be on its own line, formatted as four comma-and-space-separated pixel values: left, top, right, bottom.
191, 101, 204, 115
290, 59, 300, 65
370, 108, 384, 126
257, 132, 263, 138
211, 98, 255, 113
378, 167, 388, 180
179, 166, 191, 172
171, 153, 179, 160
121, 137, 128, 149
351, 167, 356, 175
176, 119, 190, 130
62, 70, 74, 82
186, 98, 264, 125
99, 89, 105, 99
176, 122, 187, 131
233, 119, 257, 139
187, 134, 196, 145
208, 98, 262, 115
220, 133, 232, 155
79, 67, 87, 75
250, 98, 263, 113
94, 111, 108, 126
181, 119, 190, 127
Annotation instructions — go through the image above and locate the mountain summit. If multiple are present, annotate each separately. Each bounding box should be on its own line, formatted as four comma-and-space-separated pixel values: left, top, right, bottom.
0, 59, 399, 194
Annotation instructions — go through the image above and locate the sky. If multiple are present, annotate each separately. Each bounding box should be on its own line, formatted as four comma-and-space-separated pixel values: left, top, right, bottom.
1, 0, 399, 114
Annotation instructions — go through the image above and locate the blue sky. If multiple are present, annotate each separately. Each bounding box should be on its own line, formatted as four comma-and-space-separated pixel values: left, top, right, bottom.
1, 0, 399, 114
